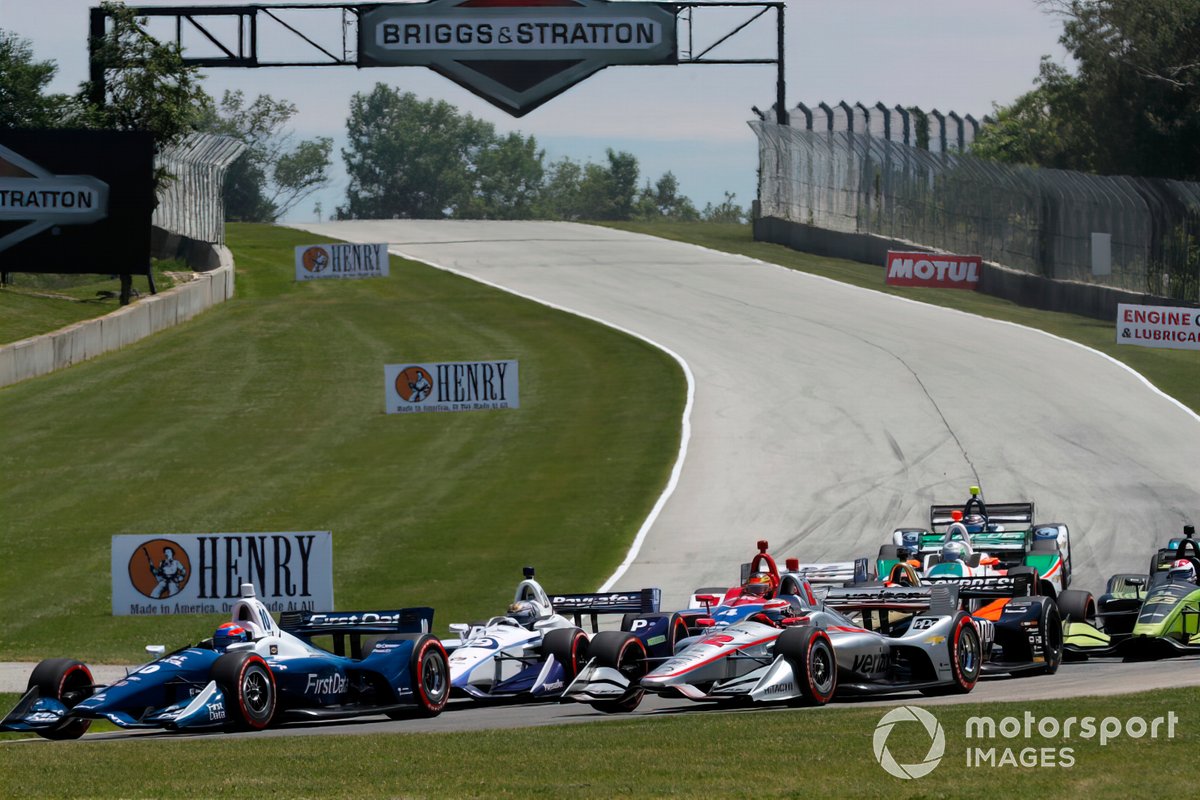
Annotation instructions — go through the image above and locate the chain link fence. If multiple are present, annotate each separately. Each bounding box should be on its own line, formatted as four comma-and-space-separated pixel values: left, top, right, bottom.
752, 119, 1200, 303
153, 133, 246, 245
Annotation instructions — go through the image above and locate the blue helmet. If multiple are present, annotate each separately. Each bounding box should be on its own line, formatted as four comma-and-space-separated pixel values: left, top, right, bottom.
963, 514, 986, 533
214, 622, 249, 652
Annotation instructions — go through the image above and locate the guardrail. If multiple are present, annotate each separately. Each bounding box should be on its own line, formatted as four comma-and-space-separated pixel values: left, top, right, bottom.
0, 240, 235, 389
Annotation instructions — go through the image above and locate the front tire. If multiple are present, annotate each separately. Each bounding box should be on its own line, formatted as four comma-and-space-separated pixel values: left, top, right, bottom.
921, 613, 981, 696
1057, 589, 1096, 623
1039, 598, 1064, 675
586, 631, 648, 713
211, 652, 276, 730
775, 627, 837, 706
28, 658, 94, 740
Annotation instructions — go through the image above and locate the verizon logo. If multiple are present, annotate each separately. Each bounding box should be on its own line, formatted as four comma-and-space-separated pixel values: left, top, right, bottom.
885, 251, 981, 289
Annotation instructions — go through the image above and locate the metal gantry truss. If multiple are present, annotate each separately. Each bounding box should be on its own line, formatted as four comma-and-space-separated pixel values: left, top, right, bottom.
91, 2, 787, 122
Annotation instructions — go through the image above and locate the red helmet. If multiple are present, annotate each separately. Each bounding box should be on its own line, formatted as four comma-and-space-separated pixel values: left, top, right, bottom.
743, 572, 773, 598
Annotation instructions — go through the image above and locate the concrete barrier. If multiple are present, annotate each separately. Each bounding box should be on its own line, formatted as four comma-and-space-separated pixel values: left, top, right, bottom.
753, 217, 1198, 320
0, 240, 235, 390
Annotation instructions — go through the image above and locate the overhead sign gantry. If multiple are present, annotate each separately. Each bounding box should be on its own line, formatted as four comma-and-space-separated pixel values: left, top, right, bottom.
90, 2, 786, 119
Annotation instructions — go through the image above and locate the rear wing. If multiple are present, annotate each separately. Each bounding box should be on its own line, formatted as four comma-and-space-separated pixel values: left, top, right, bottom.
781, 558, 871, 586
823, 586, 937, 612
550, 589, 661, 631
930, 502, 1034, 530
921, 573, 1034, 599
279, 607, 434, 635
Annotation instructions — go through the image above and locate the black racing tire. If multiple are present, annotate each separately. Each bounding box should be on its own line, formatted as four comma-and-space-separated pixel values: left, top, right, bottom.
1057, 589, 1096, 624
585, 631, 648, 713
921, 613, 981, 696
620, 613, 690, 657
211, 652, 276, 730
541, 627, 589, 684
774, 627, 837, 706
1031, 537, 1058, 554
28, 658, 94, 740
878, 545, 903, 561
412, 634, 450, 717
1039, 598, 1064, 675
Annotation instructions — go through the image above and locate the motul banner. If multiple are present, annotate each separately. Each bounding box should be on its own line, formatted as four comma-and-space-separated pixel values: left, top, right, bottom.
886, 251, 980, 289
1117, 303, 1200, 350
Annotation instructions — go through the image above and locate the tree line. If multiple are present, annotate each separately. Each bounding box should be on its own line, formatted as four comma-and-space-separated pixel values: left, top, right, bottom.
972, 0, 1200, 182
1, 3, 742, 225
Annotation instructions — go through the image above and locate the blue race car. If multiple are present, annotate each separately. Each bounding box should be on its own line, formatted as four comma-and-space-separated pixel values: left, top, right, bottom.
1, 583, 449, 739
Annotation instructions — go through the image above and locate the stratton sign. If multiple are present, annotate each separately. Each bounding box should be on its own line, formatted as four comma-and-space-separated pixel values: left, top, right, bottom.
359, 0, 677, 116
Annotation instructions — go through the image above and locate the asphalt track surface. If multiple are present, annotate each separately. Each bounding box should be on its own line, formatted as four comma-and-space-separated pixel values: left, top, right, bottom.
6, 220, 1199, 741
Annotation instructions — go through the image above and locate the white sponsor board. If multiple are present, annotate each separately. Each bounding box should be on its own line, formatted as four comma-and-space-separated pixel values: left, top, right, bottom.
112, 532, 333, 616
385, 360, 519, 414
294, 243, 389, 281
1117, 303, 1200, 350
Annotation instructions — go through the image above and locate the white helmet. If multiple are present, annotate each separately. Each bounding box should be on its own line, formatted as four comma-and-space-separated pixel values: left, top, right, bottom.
1170, 559, 1196, 583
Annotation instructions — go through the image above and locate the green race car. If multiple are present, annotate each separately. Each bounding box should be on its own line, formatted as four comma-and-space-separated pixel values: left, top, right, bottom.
1060, 525, 1200, 660
876, 486, 1072, 600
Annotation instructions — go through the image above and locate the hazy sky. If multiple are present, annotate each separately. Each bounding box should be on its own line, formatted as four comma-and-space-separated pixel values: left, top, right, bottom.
1, 0, 1070, 220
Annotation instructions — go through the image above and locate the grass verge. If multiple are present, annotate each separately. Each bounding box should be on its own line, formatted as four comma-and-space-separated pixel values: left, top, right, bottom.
604, 222, 1200, 415
2, 688, 1194, 798
0, 263, 181, 345
0, 223, 683, 661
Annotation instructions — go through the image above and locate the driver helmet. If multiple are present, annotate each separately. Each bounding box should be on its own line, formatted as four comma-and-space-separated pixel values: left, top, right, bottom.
963, 513, 986, 533
1170, 559, 1196, 583
743, 572, 773, 598
507, 600, 539, 628
214, 622, 249, 652
941, 541, 968, 564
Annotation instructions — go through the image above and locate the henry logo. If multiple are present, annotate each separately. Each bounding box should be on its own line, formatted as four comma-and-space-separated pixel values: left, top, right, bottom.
873, 705, 945, 780
395, 366, 434, 403
129, 539, 191, 600
301, 246, 330, 274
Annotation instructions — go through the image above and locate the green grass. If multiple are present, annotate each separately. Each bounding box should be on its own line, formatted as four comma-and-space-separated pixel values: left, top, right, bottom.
0, 223, 683, 662
604, 222, 1200, 415
0, 263, 181, 345
2, 689, 1195, 797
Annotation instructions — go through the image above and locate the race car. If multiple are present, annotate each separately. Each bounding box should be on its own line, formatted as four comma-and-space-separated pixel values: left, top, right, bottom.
1061, 524, 1200, 660
442, 566, 672, 706
877, 486, 1072, 599
1, 583, 449, 739
563, 540, 986, 711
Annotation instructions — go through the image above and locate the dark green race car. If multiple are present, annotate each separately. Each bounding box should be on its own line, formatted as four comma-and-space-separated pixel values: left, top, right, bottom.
1061, 525, 1200, 660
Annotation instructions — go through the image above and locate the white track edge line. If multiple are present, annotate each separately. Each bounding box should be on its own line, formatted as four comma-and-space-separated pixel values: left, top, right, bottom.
669, 236, 1200, 426
386, 246, 695, 593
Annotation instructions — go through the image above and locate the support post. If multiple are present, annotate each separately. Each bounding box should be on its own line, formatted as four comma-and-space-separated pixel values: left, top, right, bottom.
89, 7, 107, 108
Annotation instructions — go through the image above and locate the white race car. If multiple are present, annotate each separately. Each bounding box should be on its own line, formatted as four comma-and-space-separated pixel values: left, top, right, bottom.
443, 567, 666, 704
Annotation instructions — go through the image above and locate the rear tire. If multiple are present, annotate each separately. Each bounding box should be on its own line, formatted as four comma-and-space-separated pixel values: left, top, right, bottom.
28, 658, 94, 740
586, 631, 648, 713
1057, 589, 1096, 623
541, 628, 589, 685
211, 652, 276, 730
774, 627, 837, 706
1039, 598, 1064, 675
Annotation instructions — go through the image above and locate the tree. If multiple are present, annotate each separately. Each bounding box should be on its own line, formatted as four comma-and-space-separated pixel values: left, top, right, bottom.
634, 172, 700, 221
575, 149, 639, 220
0, 31, 76, 128
197, 90, 333, 222
339, 85, 534, 220
701, 192, 745, 224
78, 2, 208, 158
974, 0, 1200, 180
